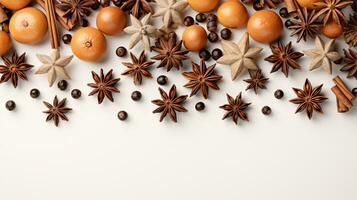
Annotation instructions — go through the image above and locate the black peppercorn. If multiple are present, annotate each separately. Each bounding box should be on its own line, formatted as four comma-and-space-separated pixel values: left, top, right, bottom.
118, 111, 128, 121
116, 46, 127, 57
57, 80, 68, 91
253, 0, 264, 11
285, 19, 294, 28
131, 91, 142, 101
279, 7, 289, 18
91, 1, 101, 10
98, 0, 110, 7
184, 16, 195, 26
62, 34, 72, 44
157, 75, 168, 85
195, 102, 205, 111
71, 89, 82, 99
212, 48, 223, 60
352, 88, 357, 97
30, 88, 40, 98
207, 20, 217, 32
262, 106, 272, 115
5, 100, 16, 111
112, 0, 122, 7
208, 32, 219, 43
274, 89, 284, 99
195, 13, 206, 22
199, 49, 211, 61
220, 28, 232, 40
207, 13, 217, 22
82, 19, 89, 27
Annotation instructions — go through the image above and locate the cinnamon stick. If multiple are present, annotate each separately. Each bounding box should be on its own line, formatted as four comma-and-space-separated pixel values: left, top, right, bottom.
333, 76, 355, 102
285, 0, 297, 14
45, 0, 60, 49
36, 0, 73, 31
332, 86, 353, 110
336, 98, 349, 113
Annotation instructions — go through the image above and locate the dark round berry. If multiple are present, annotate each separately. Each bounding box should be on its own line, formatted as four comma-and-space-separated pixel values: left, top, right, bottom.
61, 34, 72, 44
30, 88, 40, 98
262, 106, 272, 115
118, 111, 128, 121
220, 28, 232, 40
184, 16, 195, 26
274, 89, 284, 99
195, 13, 206, 22
91, 1, 101, 10
353, 88, 357, 97
57, 80, 68, 91
253, 1, 264, 10
199, 49, 211, 61
112, 0, 122, 7
207, 20, 217, 32
285, 19, 294, 28
157, 75, 168, 85
81, 19, 89, 27
207, 13, 217, 22
71, 89, 82, 99
208, 32, 219, 43
195, 102, 205, 111
333, 58, 343, 65
3, 7, 12, 17
212, 48, 223, 60
116, 46, 127, 57
5, 100, 16, 111
131, 91, 142, 101
279, 7, 289, 18
99, 0, 110, 7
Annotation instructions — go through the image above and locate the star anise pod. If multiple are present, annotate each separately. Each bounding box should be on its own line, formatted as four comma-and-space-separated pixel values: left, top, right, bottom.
244, 70, 269, 94
151, 85, 188, 123
344, 13, 357, 47
120, 0, 154, 18
57, 0, 93, 27
122, 51, 154, 85
220, 93, 251, 125
43, 96, 72, 127
265, 42, 303, 77
314, 0, 352, 25
288, 7, 321, 42
182, 60, 222, 99
341, 49, 357, 79
0, 51, 33, 88
151, 32, 188, 72
290, 79, 328, 120
87, 68, 120, 104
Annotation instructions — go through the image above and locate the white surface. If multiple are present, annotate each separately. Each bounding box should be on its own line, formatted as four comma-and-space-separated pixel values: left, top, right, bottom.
0, 3, 357, 200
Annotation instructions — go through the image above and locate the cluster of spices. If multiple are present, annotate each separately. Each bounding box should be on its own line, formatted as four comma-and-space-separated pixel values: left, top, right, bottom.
0, 0, 357, 127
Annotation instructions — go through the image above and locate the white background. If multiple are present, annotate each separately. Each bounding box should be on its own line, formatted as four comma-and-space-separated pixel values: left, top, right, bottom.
0, 2, 356, 200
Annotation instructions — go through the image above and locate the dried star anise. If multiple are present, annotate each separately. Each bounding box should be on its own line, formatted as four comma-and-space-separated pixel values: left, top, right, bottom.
43, 96, 72, 127
290, 79, 328, 120
151, 32, 189, 72
87, 68, 120, 104
289, 7, 321, 42
0, 51, 33, 88
220, 93, 251, 125
57, 0, 93, 28
314, 0, 352, 25
344, 13, 357, 47
120, 0, 154, 18
182, 60, 222, 99
151, 85, 188, 123
265, 42, 304, 77
122, 51, 154, 85
341, 49, 357, 79
244, 69, 269, 94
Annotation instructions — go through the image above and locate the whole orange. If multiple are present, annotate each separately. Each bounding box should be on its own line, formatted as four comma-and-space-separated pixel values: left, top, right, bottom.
217, 1, 249, 28
0, 31, 12, 56
182, 25, 207, 52
0, 0, 31, 10
187, 0, 219, 13
322, 21, 343, 39
96, 6, 126, 35
297, 0, 322, 9
9, 7, 48, 44
247, 10, 283, 44
71, 27, 107, 62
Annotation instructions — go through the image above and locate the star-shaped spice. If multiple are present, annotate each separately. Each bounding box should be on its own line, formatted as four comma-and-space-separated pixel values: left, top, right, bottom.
124, 14, 157, 51
243, 70, 269, 94
122, 51, 154, 85
220, 93, 251, 125
153, 0, 188, 29
303, 36, 341, 74
289, 7, 321, 42
0, 51, 33, 88
121, 0, 154, 18
57, 0, 93, 27
314, 0, 352, 25
35, 49, 73, 87
151, 32, 188, 72
182, 60, 222, 99
341, 49, 357, 79
290, 79, 328, 120
344, 13, 357, 47
87, 69, 120, 104
43, 96, 72, 127
151, 85, 188, 123
265, 42, 304, 77
217, 32, 262, 80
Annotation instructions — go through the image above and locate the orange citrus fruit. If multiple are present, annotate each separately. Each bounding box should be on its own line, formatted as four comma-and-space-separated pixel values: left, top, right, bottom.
0, 0, 31, 10
0, 31, 12, 56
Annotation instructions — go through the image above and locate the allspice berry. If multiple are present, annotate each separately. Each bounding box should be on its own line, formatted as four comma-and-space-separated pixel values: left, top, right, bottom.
217, 1, 249, 29
182, 25, 207, 52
